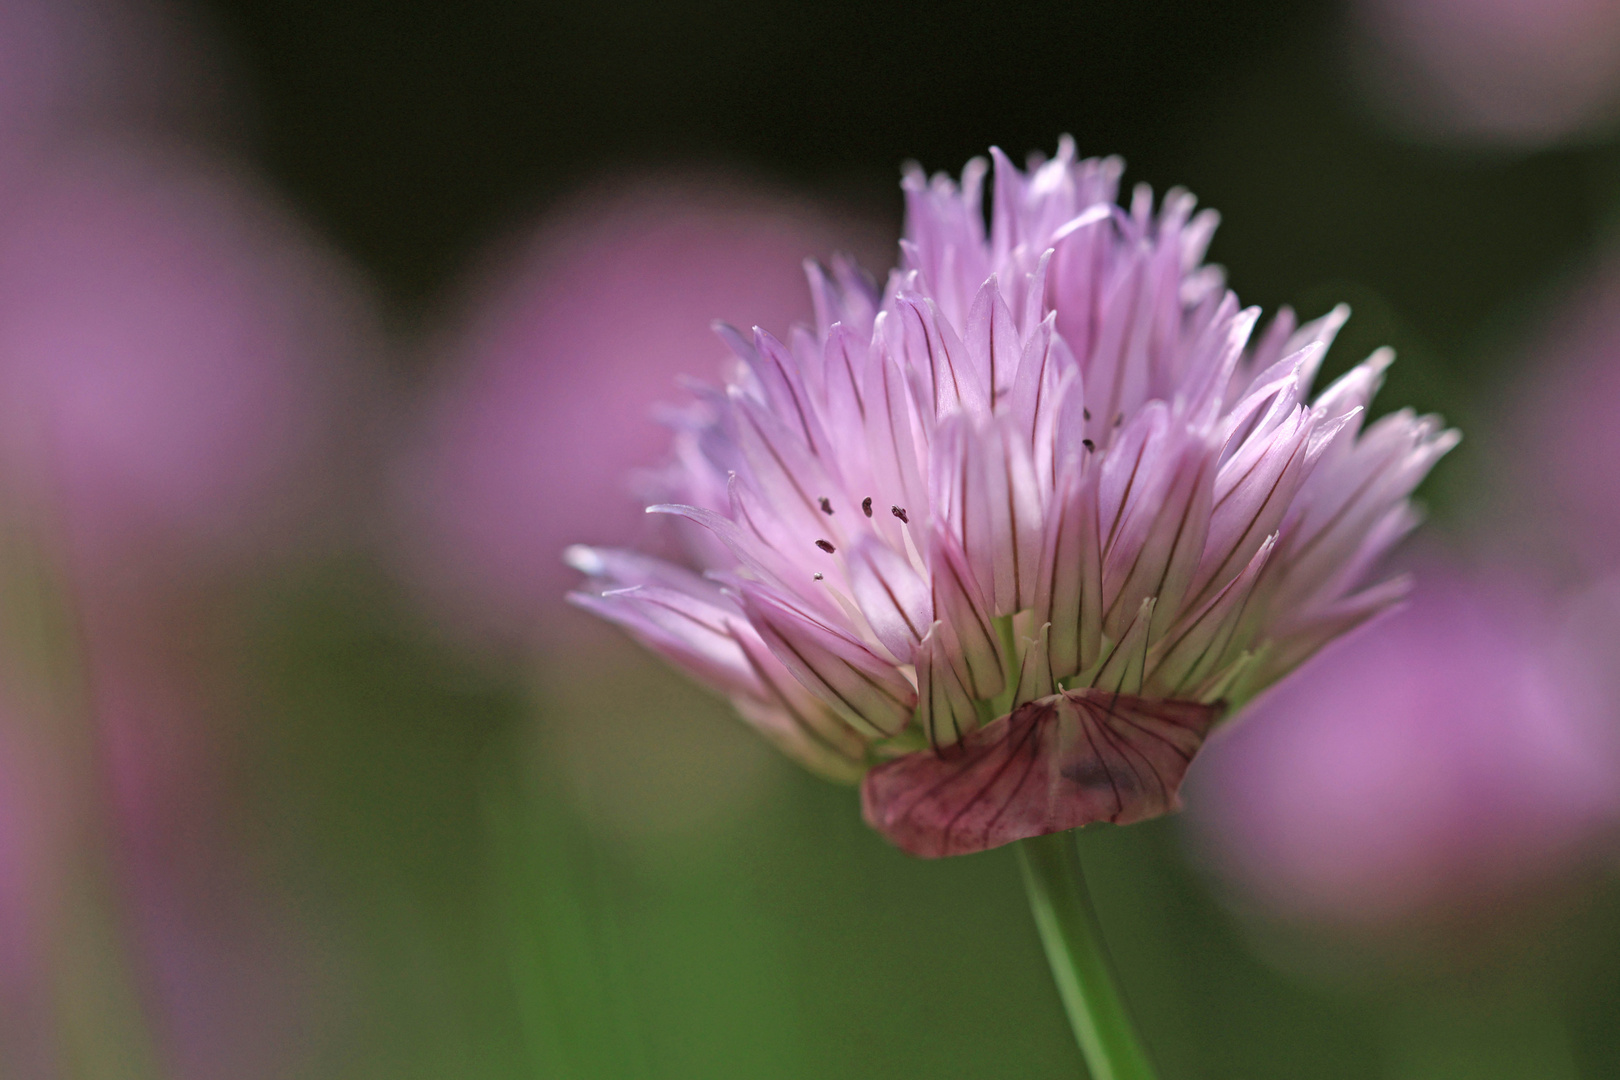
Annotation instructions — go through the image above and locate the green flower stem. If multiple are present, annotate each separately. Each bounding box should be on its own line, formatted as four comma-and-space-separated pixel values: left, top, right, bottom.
1018, 831, 1158, 1080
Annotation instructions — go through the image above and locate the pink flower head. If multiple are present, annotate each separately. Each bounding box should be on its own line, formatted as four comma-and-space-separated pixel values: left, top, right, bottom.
1350, 0, 1620, 146
0, 142, 378, 582
1186, 565, 1620, 926
1513, 255, 1620, 574
396, 173, 885, 648
570, 141, 1457, 857
0, 0, 225, 168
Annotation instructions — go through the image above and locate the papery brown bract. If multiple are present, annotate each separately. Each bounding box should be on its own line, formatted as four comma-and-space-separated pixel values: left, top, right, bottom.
863, 690, 1220, 858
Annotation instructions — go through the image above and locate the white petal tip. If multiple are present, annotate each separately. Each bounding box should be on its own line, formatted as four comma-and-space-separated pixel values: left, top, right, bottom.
562, 545, 605, 574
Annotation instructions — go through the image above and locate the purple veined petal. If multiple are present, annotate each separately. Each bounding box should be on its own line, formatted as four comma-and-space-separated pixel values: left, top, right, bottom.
1032, 364, 1083, 500
1283, 414, 1453, 581
901, 157, 991, 327
861, 324, 930, 546
1046, 204, 1112, 365
1099, 424, 1184, 629
563, 544, 735, 608
1141, 194, 1198, 398
1278, 303, 1351, 397
927, 527, 1007, 702
1102, 430, 1219, 642
1019, 247, 1054, 341
1275, 501, 1421, 621
845, 534, 933, 659
1097, 401, 1171, 554
822, 322, 869, 432
739, 582, 917, 739
726, 621, 878, 783
929, 412, 972, 552
1275, 417, 1455, 611
789, 323, 827, 410
569, 584, 767, 702
937, 414, 1044, 616
1180, 206, 1221, 272
1009, 311, 1083, 471
651, 487, 849, 627
963, 275, 1021, 409
647, 500, 796, 588
1238, 305, 1300, 394
1144, 535, 1276, 698
896, 238, 930, 293
804, 254, 879, 341
1034, 461, 1104, 680
1049, 363, 1092, 471
1015, 623, 1056, 708
997, 415, 1050, 611
990, 147, 1029, 265
897, 293, 987, 422
861, 687, 1221, 857
1251, 574, 1412, 691
1180, 297, 1257, 423
1048, 201, 1119, 248
733, 697, 866, 784
750, 325, 837, 465
1189, 406, 1314, 608
914, 620, 980, 750
728, 385, 855, 542
817, 321, 879, 498
1306, 349, 1394, 462
1082, 251, 1153, 443
1218, 305, 1342, 414
712, 321, 769, 403
1094, 596, 1156, 696
1216, 340, 1321, 453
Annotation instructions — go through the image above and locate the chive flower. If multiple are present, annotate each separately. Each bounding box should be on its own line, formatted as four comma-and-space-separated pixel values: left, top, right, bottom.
569, 140, 1456, 857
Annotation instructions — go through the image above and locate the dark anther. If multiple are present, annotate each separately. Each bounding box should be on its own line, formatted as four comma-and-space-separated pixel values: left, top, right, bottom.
816, 539, 836, 553
1113, 413, 1123, 427
1082, 438, 1096, 452
1083, 407, 1092, 421
890, 505, 909, 524
813, 572, 825, 581
862, 496, 874, 517
819, 496, 834, 515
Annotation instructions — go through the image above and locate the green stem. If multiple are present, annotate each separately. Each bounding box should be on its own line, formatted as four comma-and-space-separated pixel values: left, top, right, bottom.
1018, 831, 1158, 1080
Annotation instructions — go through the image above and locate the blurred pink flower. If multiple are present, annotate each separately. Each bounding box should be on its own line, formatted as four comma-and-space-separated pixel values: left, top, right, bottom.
0, 0, 227, 169
1350, 0, 1620, 146
1187, 564, 1620, 926
1512, 256, 1620, 575
0, 141, 380, 584
394, 171, 889, 649
0, 138, 379, 1078
0, 717, 58, 1066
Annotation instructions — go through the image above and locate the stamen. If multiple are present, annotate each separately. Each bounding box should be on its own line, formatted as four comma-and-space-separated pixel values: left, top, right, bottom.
1082, 438, 1095, 452
816, 539, 837, 553
1113, 413, 1123, 427
813, 572, 824, 581
819, 496, 834, 515
862, 496, 873, 518
1083, 407, 1092, 421
891, 506, 909, 524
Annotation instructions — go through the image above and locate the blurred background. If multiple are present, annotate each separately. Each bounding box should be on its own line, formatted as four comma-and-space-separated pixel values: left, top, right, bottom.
4, 0, 1620, 1076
